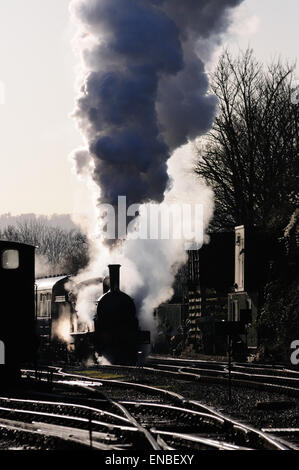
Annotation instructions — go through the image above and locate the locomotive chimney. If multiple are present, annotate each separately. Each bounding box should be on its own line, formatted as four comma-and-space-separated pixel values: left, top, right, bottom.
108, 264, 121, 293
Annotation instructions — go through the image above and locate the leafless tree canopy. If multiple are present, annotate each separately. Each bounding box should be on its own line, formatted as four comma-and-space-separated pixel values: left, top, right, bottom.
195, 49, 298, 233
0, 217, 89, 275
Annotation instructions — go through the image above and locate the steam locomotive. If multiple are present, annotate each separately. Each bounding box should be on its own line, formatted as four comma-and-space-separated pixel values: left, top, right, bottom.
0, 239, 149, 381
36, 265, 149, 364
95, 264, 142, 364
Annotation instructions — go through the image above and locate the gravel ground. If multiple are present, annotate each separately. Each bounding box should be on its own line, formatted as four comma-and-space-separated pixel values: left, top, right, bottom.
182, 382, 299, 430
2, 366, 299, 450
69, 366, 299, 432
0, 426, 90, 450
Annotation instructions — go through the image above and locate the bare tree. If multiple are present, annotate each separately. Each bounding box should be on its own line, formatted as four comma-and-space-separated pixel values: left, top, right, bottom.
194, 50, 299, 361
195, 49, 298, 233
0, 218, 89, 275
61, 230, 89, 274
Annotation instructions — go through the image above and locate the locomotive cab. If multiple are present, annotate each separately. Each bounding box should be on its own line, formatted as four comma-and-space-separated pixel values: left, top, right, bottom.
0, 241, 37, 382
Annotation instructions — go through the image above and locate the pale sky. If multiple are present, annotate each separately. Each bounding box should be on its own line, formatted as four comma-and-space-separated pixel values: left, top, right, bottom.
0, 0, 298, 216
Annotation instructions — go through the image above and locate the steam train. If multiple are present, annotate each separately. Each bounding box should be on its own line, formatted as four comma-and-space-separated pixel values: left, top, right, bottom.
36, 265, 149, 364
0, 239, 149, 381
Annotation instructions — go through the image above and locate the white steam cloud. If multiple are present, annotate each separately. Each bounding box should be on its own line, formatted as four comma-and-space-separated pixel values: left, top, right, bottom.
69, 0, 243, 332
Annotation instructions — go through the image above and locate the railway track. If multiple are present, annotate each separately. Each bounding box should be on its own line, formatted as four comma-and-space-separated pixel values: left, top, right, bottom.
0, 395, 139, 450
146, 355, 299, 395
12, 367, 297, 450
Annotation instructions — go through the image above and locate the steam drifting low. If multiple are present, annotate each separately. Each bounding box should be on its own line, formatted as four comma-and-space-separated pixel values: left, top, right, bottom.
69, 0, 243, 331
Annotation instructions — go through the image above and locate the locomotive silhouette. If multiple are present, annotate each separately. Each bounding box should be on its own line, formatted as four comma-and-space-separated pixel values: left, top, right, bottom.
95, 264, 142, 364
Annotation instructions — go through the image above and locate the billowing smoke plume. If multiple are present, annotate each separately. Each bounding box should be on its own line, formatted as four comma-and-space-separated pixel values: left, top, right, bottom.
69, 0, 243, 331
70, 0, 242, 207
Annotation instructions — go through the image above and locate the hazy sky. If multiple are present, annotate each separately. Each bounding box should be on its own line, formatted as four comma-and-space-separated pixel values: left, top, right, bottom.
0, 0, 298, 216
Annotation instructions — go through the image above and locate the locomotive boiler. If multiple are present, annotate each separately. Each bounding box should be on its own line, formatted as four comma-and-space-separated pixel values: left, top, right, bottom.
94, 264, 141, 365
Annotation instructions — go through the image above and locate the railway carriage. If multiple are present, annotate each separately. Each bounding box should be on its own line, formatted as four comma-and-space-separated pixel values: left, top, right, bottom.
0, 240, 37, 381
35, 275, 72, 344
35, 275, 101, 361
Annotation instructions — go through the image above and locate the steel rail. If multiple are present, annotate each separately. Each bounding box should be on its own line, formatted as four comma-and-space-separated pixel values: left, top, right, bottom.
133, 363, 299, 395
21, 367, 296, 449
67, 382, 161, 451
148, 361, 299, 387
149, 355, 299, 377
188, 399, 289, 451
53, 369, 291, 450
120, 400, 225, 427
0, 396, 131, 425
0, 418, 128, 450
0, 404, 137, 432
149, 429, 253, 451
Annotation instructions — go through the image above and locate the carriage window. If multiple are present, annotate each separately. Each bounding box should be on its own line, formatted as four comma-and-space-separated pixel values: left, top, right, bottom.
2, 250, 19, 269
